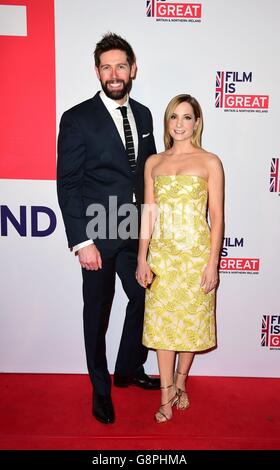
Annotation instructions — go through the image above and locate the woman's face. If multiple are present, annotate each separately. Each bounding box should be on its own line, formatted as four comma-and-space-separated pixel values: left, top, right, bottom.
168, 101, 199, 143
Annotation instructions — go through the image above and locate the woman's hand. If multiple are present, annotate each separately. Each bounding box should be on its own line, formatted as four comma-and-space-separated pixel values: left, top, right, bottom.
136, 260, 153, 288
201, 263, 219, 294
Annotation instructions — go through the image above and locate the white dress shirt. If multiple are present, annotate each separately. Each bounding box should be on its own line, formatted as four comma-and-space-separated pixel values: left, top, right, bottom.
73, 91, 139, 253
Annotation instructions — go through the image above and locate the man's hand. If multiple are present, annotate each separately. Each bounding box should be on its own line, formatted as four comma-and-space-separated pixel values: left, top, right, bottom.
78, 244, 102, 271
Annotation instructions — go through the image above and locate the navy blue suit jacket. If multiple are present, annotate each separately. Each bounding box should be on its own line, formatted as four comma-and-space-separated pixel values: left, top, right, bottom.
57, 92, 156, 252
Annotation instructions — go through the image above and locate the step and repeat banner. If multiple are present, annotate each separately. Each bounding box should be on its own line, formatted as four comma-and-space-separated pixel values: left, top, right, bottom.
1, 0, 279, 377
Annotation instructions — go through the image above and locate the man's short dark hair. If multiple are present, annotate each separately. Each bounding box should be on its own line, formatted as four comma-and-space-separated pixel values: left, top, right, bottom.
94, 33, 136, 67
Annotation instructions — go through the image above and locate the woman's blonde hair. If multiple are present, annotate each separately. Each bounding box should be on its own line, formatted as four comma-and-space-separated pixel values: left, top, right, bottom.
164, 94, 203, 150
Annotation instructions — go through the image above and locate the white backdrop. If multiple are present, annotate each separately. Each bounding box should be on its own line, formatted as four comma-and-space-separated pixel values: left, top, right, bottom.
1, 0, 280, 377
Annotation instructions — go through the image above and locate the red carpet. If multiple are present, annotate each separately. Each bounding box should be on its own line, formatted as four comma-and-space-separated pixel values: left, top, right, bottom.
0, 374, 279, 450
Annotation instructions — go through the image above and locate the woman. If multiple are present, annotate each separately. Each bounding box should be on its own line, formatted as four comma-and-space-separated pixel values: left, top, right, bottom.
136, 94, 224, 423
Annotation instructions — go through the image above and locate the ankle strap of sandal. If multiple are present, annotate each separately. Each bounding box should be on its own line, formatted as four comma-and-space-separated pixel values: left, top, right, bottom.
160, 383, 174, 390
176, 370, 188, 376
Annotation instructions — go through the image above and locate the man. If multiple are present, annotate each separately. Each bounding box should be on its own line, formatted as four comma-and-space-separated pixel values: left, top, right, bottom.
57, 33, 159, 424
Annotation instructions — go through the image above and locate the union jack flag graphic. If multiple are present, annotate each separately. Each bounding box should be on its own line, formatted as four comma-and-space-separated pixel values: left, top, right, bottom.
146, 0, 156, 17
261, 315, 270, 347
270, 158, 280, 193
215, 71, 225, 108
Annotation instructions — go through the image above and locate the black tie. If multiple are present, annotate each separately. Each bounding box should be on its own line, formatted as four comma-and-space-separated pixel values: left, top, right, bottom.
118, 106, 136, 173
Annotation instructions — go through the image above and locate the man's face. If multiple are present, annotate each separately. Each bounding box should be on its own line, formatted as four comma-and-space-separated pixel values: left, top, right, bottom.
95, 49, 136, 102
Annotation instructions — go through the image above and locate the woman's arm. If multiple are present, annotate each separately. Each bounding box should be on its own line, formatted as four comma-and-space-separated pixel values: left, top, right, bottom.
136, 156, 158, 287
201, 155, 224, 293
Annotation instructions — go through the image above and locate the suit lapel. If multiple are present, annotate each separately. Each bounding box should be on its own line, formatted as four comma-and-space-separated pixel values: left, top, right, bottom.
91, 93, 145, 176
92, 92, 128, 159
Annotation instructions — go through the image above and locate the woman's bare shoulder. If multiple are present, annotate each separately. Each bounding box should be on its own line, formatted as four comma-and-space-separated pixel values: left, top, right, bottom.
200, 151, 223, 169
200, 150, 220, 160
145, 152, 166, 168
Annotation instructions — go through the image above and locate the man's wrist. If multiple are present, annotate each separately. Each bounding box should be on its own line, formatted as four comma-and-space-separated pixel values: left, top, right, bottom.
73, 239, 94, 253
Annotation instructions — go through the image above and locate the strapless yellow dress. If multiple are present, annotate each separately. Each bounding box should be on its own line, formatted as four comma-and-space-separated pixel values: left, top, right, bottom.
143, 175, 216, 352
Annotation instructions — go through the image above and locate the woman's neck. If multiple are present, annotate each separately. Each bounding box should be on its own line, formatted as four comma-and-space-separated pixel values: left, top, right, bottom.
170, 140, 197, 155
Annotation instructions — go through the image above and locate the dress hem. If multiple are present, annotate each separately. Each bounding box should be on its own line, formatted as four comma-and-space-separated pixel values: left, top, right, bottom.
142, 341, 216, 353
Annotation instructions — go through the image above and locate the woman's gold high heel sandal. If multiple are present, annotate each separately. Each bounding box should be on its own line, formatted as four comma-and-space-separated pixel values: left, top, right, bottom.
175, 370, 190, 410
155, 383, 178, 423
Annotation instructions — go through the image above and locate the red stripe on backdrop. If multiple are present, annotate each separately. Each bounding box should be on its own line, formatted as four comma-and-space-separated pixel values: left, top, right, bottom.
0, 0, 56, 180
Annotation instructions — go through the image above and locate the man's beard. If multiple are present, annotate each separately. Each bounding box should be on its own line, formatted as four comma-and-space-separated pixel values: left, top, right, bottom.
101, 78, 132, 101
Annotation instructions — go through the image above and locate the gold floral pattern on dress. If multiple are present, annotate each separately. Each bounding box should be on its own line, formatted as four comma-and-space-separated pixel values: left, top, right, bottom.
143, 175, 216, 352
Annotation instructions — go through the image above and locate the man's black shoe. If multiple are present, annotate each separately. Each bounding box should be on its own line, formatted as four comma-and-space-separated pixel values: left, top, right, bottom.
114, 373, 160, 390
92, 393, 115, 424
